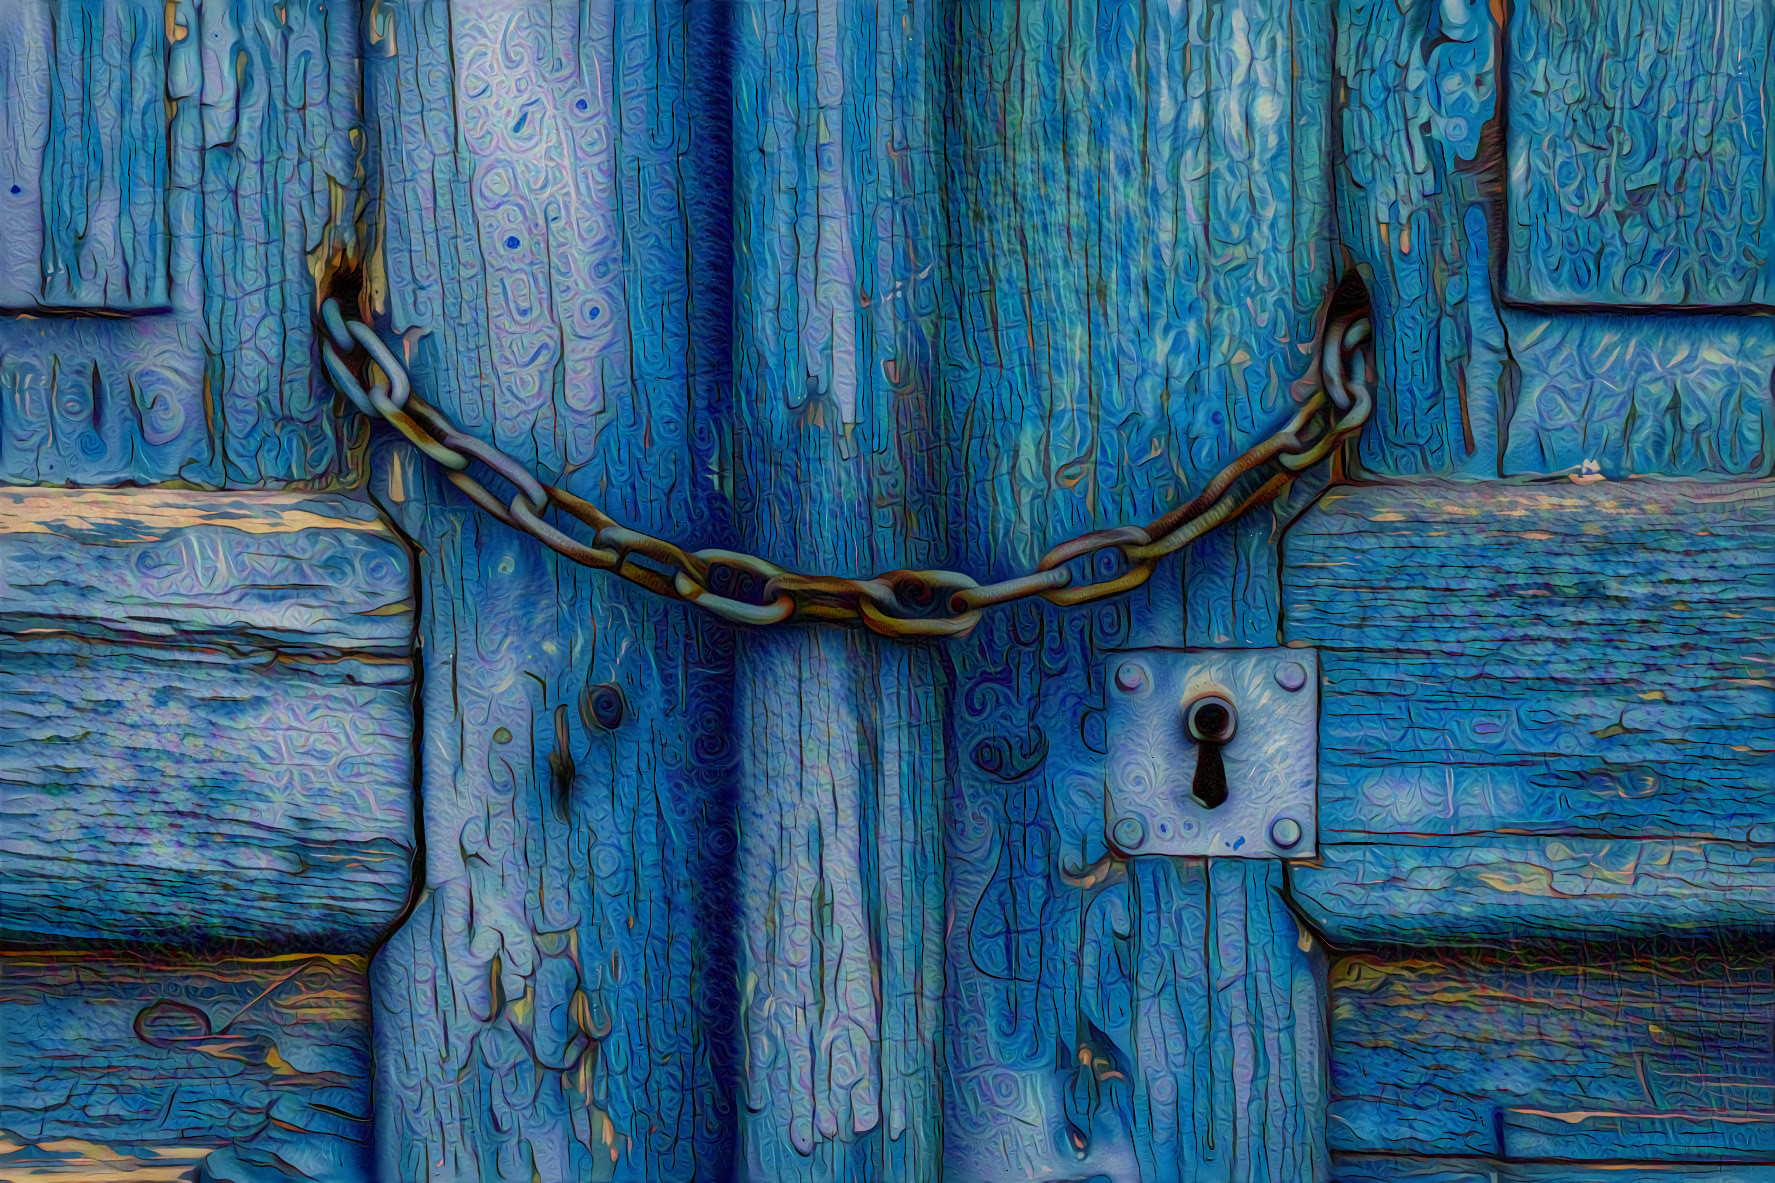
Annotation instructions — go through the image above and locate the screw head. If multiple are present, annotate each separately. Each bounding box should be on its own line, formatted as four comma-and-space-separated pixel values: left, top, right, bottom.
1269, 816, 1304, 849
1275, 661, 1308, 692
1115, 661, 1149, 693
1112, 815, 1148, 851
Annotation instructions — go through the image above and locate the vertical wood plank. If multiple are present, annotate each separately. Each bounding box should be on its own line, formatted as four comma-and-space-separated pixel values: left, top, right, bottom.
731, 4, 946, 1177
364, 3, 736, 1179
4, 0, 170, 310
0, 6, 50, 305
934, 1, 1333, 1178
199, 0, 363, 483
1334, 0, 1503, 478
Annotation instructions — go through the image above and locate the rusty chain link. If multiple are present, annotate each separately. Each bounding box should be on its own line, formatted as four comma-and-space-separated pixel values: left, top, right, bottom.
319, 299, 1373, 640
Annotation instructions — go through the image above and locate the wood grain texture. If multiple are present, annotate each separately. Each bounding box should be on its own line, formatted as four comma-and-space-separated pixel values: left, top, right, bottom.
1334, 1157, 1775, 1182
733, 0, 1336, 1178
0, 951, 372, 1182
1287, 482, 1773, 842
1334, 0, 1505, 478
0, 0, 169, 310
369, 444, 736, 1183
0, 488, 411, 651
1326, 948, 1775, 1159
1283, 481, 1775, 942
0, 0, 365, 486
1297, 838, 1775, 943
363, 1, 1339, 1178
731, 5, 946, 1178
933, 3, 1334, 1178
1498, 314, 1775, 479
1334, 0, 1775, 479
1506, 0, 1775, 307
1502, 1111, 1775, 1164
364, 3, 737, 1179
1, 318, 217, 487
0, 489, 415, 950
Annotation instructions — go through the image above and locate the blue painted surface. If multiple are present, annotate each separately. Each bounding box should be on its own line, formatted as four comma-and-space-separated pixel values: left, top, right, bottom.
1506, 0, 1775, 307
0, 490, 415, 951
3, 0, 171, 310
0, 951, 374, 1180
727, 3, 1333, 1180
0, 1, 1771, 1181
728, 7, 947, 1179
1325, 949, 1775, 1159
364, 3, 736, 1180
0, 0, 365, 486
1335, 0, 1775, 480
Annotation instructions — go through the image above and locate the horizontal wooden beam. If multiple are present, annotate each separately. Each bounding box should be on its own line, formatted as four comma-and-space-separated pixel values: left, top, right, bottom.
1329, 1157, 1775, 1182
1502, 1110, 1775, 1165
1283, 481, 1775, 943
0, 488, 413, 653
0, 490, 416, 949
0, 950, 373, 1180
1325, 947, 1775, 1161
1292, 837, 1775, 944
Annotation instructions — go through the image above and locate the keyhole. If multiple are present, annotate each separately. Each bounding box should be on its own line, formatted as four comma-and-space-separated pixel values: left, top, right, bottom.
1185, 696, 1237, 810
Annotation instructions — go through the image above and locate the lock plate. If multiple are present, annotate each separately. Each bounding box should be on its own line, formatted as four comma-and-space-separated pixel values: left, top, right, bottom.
1104, 648, 1317, 858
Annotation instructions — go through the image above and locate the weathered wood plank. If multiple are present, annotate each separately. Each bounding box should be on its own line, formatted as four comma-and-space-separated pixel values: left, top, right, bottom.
0, 11, 49, 308
364, 3, 736, 1178
0, 951, 372, 1182
0, 641, 414, 950
1326, 948, 1775, 1159
193, 0, 364, 485
1499, 315, 1775, 479
1334, 1158, 1775, 1182
368, 464, 734, 1180
1334, 0, 1505, 478
0, 318, 216, 484
1283, 481, 1775, 941
1109, 854, 1331, 1182
1506, 0, 1775, 307
0, 488, 412, 651
0, 490, 415, 949
1294, 837, 1775, 943
1335, 0, 1775, 479
730, 6, 948, 1179
1502, 1111, 1775, 1164
1289, 481, 1773, 841
0, 0, 365, 486
933, 2, 1335, 1178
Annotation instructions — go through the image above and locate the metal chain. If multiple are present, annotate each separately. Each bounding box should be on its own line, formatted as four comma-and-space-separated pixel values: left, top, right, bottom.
318, 299, 1373, 639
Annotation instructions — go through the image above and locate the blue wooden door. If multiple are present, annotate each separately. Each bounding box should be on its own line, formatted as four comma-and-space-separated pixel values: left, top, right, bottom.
2, 2, 1770, 1182
358, 2, 1333, 1178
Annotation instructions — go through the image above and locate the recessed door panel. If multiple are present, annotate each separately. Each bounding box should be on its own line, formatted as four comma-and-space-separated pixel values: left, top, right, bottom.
0, 0, 366, 487
0, 0, 171, 312
1507, 0, 1775, 307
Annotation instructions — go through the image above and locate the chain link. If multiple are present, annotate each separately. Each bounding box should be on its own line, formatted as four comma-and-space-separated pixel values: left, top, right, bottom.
319, 299, 1373, 639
